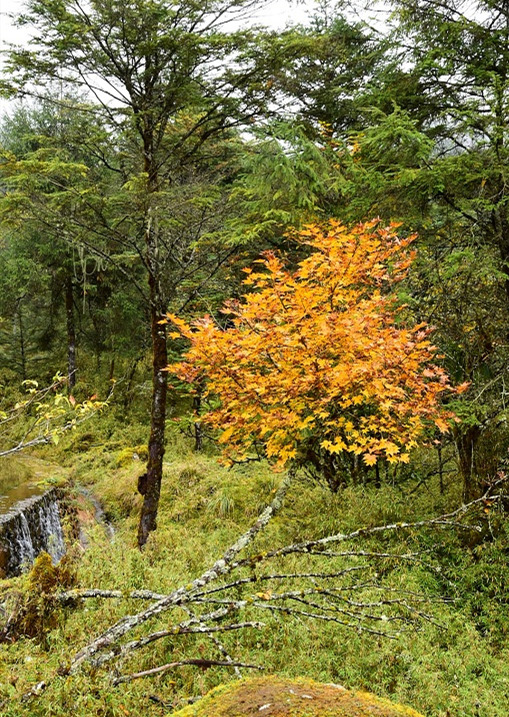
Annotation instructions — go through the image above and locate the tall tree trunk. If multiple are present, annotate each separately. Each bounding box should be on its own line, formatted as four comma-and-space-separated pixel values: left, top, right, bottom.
137, 138, 169, 545
17, 298, 27, 381
65, 274, 77, 391
455, 425, 481, 503
137, 291, 168, 547
193, 388, 203, 452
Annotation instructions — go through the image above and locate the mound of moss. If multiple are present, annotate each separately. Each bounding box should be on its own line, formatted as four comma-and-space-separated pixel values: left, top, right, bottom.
171, 676, 424, 717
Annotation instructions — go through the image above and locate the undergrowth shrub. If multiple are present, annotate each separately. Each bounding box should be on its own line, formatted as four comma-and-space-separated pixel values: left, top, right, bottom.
1, 553, 76, 643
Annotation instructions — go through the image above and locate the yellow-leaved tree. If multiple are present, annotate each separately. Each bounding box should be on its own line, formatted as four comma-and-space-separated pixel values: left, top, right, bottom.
168, 220, 463, 490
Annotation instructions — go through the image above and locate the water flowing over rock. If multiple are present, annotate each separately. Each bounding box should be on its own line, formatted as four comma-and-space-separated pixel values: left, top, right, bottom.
0, 489, 65, 577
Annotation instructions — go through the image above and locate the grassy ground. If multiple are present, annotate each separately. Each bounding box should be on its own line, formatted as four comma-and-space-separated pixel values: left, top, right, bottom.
0, 417, 508, 717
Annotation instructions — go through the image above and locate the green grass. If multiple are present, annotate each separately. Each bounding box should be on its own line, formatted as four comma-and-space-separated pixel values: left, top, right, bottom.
0, 419, 508, 717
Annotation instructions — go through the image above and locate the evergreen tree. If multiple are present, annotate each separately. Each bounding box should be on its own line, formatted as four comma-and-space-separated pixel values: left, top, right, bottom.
3, 0, 283, 545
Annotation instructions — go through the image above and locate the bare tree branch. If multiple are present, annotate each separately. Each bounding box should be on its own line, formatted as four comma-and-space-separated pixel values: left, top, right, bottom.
112, 658, 263, 686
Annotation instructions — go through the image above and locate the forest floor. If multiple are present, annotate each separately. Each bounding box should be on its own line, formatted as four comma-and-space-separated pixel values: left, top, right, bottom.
0, 416, 508, 717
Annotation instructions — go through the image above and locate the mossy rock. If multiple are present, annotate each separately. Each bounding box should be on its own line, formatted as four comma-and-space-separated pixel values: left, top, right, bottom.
171, 676, 424, 717
115, 444, 148, 467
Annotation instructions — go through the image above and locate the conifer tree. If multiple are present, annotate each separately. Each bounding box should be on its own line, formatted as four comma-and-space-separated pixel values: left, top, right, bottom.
2, 0, 282, 545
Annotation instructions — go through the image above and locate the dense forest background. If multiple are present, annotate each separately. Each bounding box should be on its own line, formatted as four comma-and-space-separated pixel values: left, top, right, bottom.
0, 1, 509, 715
3, 0, 509, 503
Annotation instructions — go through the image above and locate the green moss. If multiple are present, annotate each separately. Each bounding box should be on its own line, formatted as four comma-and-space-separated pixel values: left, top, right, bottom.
1, 425, 508, 716
0, 455, 67, 493
115, 444, 148, 467
1, 552, 76, 642
171, 676, 425, 717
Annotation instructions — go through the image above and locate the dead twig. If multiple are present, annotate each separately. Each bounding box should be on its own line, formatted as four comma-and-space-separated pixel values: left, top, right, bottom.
112, 658, 263, 686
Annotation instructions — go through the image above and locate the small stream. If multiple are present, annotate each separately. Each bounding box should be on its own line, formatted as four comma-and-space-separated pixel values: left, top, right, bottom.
77, 486, 115, 546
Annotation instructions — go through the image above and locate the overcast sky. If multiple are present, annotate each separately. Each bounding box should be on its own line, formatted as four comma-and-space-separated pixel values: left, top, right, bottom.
0, 0, 312, 46
0, 0, 29, 48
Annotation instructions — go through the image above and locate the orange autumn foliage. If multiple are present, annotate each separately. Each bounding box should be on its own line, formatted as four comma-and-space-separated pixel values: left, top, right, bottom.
167, 220, 460, 482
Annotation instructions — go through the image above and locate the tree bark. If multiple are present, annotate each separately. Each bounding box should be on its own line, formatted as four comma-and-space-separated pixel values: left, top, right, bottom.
137, 126, 169, 546
455, 425, 481, 503
137, 271, 168, 547
136, 112, 170, 548
65, 274, 77, 391
17, 298, 27, 381
193, 389, 203, 452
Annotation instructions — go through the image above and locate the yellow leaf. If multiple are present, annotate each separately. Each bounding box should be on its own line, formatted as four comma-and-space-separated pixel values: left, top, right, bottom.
219, 426, 235, 443
434, 418, 450, 433
328, 438, 347, 454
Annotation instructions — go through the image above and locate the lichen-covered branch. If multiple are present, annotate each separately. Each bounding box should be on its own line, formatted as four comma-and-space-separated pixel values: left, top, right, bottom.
231, 492, 499, 570
69, 472, 292, 672
112, 658, 264, 686
31, 477, 501, 697
58, 589, 167, 604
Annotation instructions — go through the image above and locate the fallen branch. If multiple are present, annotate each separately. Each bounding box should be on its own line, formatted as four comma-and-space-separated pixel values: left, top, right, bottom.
58, 589, 167, 604
92, 610, 264, 667
231, 493, 499, 570
69, 472, 292, 673
112, 658, 264, 686
179, 604, 247, 680
20, 475, 502, 701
